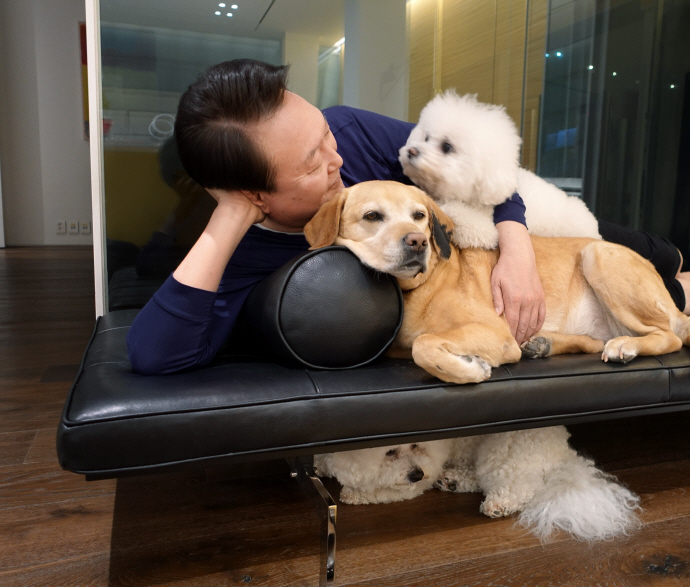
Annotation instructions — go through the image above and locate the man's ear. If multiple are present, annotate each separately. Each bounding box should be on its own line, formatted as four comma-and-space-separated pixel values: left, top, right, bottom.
422, 194, 455, 260
304, 190, 348, 249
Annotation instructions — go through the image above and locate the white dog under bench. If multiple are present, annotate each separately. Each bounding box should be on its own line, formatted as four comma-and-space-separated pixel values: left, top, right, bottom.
57, 248, 690, 586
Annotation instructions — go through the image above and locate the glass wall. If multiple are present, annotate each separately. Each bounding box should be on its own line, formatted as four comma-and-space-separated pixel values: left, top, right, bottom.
538, 0, 690, 264
88, 0, 690, 313
100, 0, 352, 311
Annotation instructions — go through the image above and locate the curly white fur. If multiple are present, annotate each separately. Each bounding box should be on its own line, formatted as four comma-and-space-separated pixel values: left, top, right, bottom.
314, 426, 640, 542
400, 91, 601, 249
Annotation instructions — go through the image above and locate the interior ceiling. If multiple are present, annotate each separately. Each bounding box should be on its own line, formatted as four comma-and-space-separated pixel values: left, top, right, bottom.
100, 0, 345, 46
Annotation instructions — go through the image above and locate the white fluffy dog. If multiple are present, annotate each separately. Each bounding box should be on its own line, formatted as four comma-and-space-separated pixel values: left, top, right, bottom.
399, 91, 601, 249
314, 426, 640, 542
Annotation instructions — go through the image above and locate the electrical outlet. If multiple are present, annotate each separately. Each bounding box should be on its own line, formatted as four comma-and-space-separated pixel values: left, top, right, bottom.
56, 221, 66, 235
68, 221, 79, 235
80, 221, 92, 235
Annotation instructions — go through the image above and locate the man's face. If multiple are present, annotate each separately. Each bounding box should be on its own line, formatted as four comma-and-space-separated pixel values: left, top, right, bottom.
254, 91, 344, 232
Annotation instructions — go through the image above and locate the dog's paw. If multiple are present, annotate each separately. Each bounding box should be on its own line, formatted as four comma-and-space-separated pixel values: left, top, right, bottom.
429, 353, 491, 384
413, 336, 492, 384
455, 354, 491, 381
433, 466, 480, 493
480, 493, 522, 518
602, 337, 638, 363
521, 336, 552, 359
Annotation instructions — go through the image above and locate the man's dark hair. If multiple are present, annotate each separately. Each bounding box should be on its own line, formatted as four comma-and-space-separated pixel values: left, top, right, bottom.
174, 59, 289, 191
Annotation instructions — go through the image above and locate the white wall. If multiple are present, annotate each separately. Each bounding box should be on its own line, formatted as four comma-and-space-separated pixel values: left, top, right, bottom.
0, 0, 92, 246
342, 0, 408, 120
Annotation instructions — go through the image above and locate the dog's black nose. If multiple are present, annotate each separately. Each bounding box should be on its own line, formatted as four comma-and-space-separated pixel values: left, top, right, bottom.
407, 147, 419, 159
403, 232, 428, 251
408, 467, 425, 483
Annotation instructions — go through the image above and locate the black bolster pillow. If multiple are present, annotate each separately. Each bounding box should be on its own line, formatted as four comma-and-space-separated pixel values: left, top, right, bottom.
236, 246, 403, 369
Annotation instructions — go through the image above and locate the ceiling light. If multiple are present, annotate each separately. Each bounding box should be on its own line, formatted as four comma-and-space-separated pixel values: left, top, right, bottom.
671, 84, 676, 89
219, 3, 226, 6
227, 12, 233, 17
556, 51, 562, 57
588, 65, 593, 70
231, 4, 238, 8
612, 72, 617, 76
215, 10, 221, 15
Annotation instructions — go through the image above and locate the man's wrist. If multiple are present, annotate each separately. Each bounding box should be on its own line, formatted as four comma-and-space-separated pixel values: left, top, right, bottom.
496, 221, 530, 250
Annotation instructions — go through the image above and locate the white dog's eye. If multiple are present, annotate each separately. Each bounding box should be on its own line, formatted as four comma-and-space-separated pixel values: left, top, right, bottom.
441, 141, 454, 154
364, 211, 383, 222
386, 449, 399, 457
412, 211, 426, 221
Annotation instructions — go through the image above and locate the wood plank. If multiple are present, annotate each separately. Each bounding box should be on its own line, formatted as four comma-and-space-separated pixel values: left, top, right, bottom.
0, 552, 111, 587
0, 461, 117, 509
0, 400, 68, 434
0, 430, 37, 467
341, 514, 690, 586
24, 427, 60, 465
0, 495, 115, 573
0, 379, 72, 405
40, 365, 80, 383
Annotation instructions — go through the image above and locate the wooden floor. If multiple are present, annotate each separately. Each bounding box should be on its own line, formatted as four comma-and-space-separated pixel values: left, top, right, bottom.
2, 246, 690, 586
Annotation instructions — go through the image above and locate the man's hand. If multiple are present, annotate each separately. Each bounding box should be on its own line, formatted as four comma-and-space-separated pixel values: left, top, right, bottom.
491, 221, 546, 344
173, 188, 266, 293
207, 187, 267, 226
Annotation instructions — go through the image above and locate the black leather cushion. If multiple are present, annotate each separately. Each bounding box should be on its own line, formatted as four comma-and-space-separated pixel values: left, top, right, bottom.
236, 246, 403, 369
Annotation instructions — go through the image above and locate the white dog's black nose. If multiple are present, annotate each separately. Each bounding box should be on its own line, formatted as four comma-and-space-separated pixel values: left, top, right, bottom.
408, 467, 425, 483
403, 232, 428, 252
407, 147, 419, 159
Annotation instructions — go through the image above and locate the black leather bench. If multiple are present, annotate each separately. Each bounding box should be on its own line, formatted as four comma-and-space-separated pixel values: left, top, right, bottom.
57, 248, 690, 586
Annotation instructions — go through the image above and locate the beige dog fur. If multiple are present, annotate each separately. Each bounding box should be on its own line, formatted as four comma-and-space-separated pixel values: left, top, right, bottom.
304, 181, 690, 384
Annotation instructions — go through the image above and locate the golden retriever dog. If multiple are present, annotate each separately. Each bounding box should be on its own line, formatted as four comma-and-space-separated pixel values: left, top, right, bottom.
304, 180, 690, 384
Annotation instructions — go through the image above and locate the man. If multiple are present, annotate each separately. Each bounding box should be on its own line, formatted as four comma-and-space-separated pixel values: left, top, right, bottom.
127, 59, 687, 374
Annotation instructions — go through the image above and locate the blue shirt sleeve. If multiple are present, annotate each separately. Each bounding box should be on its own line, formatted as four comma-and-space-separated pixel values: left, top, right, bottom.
126, 275, 252, 375
324, 105, 415, 187
493, 192, 527, 227
127, 226, 310, 374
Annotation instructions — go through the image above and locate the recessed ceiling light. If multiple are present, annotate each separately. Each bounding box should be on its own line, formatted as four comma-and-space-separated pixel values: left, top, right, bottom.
215, 10, 221, 15
219, 3, 226, 6
231, 4, 238, 8
227, 12, 233, 17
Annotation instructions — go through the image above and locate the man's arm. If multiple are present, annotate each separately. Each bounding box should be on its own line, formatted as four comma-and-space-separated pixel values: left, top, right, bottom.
127, 191, 265, 374
492, 221, 546, 344
173, 190, 264, 291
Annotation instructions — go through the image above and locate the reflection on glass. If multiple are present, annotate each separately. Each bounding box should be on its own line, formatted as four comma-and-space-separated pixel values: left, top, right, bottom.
102, 5, 345, 311
538, 0, 596, 197
97, 0, 690, 313
538, 0, 690, 267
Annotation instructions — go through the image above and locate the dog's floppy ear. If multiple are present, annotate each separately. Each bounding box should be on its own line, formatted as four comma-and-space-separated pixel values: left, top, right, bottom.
304, 189, 347, 250
424, 197, 455, 260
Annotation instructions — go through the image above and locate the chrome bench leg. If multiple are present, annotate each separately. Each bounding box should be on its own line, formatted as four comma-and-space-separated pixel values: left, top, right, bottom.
289, 457, 337, 586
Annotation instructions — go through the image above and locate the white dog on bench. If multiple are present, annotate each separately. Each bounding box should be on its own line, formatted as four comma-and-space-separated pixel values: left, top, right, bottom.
399, 90, 601, 249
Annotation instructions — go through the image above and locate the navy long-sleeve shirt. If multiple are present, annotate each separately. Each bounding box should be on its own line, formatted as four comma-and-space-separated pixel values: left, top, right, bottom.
127, 105, 527, 374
